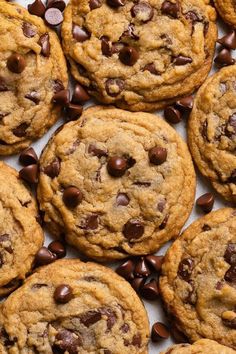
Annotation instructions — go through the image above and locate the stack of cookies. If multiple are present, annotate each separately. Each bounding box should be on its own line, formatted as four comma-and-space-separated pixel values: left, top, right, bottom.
0, 0, 235, 353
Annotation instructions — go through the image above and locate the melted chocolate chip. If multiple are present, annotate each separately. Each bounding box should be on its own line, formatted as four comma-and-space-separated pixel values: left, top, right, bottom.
80, 310, 102, 327
54, 284, 73, 303
101, 36, 112, 57
80, 214, 99, 230
25, 91, 40, 104
202, 224, 211, 231
72, 24, 91, 42
222, 317, 236, 329
224, 243, 236, 265
22, 22, 37, 37
89, 0, 102, 9
105, 78, 124, 97
131, 2, 154, 23
38, 33, 50, 57
12, 123, 29, 137
159, 214, 169, 229
143, 63, 159, 75
120, 24, 139, 40
88, 144, 107, 157
106, 0, 124, 7
173, 55, 193, 65
43, 158, 61, 178
225, 265, 236, 283
161, 0, 179, 18
0, 78, 8, 92
53, 329, 82, 354
178, 258, 194, 281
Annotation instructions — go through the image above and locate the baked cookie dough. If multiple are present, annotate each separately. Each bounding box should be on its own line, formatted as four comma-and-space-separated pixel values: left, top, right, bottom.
37, 106, 195, 261
188, 66, 236, 203
0, 162, 43, 296
159, 208, 236, 349
0, 1, 68, 155
213, 0, 236, 28
62, 0, 217, 111
160, 339, 236, 354
0, 258, 149, 353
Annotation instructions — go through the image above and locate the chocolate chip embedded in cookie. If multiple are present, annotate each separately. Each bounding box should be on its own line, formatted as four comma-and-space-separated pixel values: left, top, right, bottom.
37, 106, 195, 261
0, 259, 149, 353
160, 339, 236, 353
0, 162, 43, 296
159, 208, 236, 349
188, 66, 236, 202
62, 0, 217, 111
0, 2, 68, 155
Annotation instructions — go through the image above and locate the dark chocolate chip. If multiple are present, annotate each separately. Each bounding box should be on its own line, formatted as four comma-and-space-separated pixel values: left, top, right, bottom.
22, 22, 37, 38
157, 199, 166, 212
107, 156, 127, 177
35, 246, 57, 266
164, 106, 182, 124
175, 96, 194, 112
72, 84, 90, 104
80, 310, 102, 327
151, 322, 170, 342
48, 241, 66, 258
116, 259, 134, 280
28, 0, 45, 17
12, 122, 29, 137
228, 169, 236, 184
53, 330, 82, 354
202, 224, 211, 231
131, 2, 154, 22
105, 78, 124, 97
7, 53, 26, 74
214, 48, 235, 66
159, 214, 169, 229
224, 265, 236, 283
145, 255, 164, 272
196, 192, 214, 213
25, 91, 40, 104
120, 24, 139, 40
19, 164, 38, 184
80, 214, 99, 230
161, 0, 179, 18
43, 158, 60, 178
101, 36, 112, 57
149, 146, 167, 165
134, 257, 151, 277
133, 181, 151, 187
72, 24, 91, 42
53, 79, 65, 93
19, 147, 38, 166
44, 8, 63, 27
132, 333, 141, 347
140, 278, 159, 300
106, 0, 124, 7
65, 103, 83, 121
217, 30, 236, 50
116, 193, 130, 206
119, 46, 139, 66
38, 33, 50, 57
88, 144, 107, 157
224, 243, 236, 265
131, 277, 145, 292
89, 0, 102, 9
46, 0, 66, 11
178, 258, 194, 281
0, 78, 8, 92
123, 219, 144, 240
173, 55, 193, 65
222, 316, 236, 329
54, 284, 73, 303
143, 63, 159, 75
52, 89, 70, 105
63, 186, 83, 208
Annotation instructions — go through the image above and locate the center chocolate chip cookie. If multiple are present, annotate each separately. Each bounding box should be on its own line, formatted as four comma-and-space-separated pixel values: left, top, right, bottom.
37, 106, 195, 261
188, 66, 236, 203
0, 162, 43, 296
160, 339, 236, 353
0, 259, 149, 353
62, 0, 217, 111
159, 208, 236, 349
0, 2, 68, 155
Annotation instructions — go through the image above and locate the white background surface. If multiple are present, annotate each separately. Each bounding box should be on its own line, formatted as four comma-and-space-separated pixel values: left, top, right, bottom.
2, 1, 230, 352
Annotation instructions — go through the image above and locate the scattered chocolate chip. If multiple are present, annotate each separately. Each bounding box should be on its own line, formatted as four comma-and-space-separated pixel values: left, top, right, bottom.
132, 333, 141, 347
116, 259, 134, 280
35, 247, 57, 266
214, 48, 235, 66
159, 214, 169, 229
7, 53, 26, 74
19, 164, 38, 184
123, 219, 144, 240
48, 241, 66, 258
196, 192, 214, 213
80, 310, 102, 327
119, 46, 139, 66
46, 0, 66, 11
173, 55, 193, 65
63, 186, 83, 208
43, 158, 60, 178
224, 265, 236, 283
116, 193, 130, 206
185, 10, 200, 23
28, 0, 45, 17
131, 277, 146, 292
65, 103, 83, 121
178, 258, 194, 281
140, 278, 159, 300
88, 144, 107, 158
111, 42, 125, 54
151, 322, 170, 342
44, 8, 63, 27
54, 284, 73, 303
126, 156, 136, 168
149, 146, 167, 165
131, 2, 154, 22
0, 78, 8, 92
19, 147, 38, 166
53, 329, 82, 353
38, 33, 50, 57
105, 78, 124, 97
120, 323, 130, 333
217, 30, 236, 50
72, 24, 91, 42
25, 91, 40, 104
80, 214, 99, 230
228, 169, 236, 184
202, 224, 211, 231
164, 106, 182, 124
72, 84, 90, 104
107, 156, 127, 177
143, 63, 159, 75
52, 89, 70, 105
12, 122, 29, 137
161, 0, 179, 18
175, 96, 193, 112
89, 0, 102, 9
145, 255, 164, 272
134, 257, 151, 277
22, 22, 37, 38
106, 0, 124, 7
100, 308, 117, 330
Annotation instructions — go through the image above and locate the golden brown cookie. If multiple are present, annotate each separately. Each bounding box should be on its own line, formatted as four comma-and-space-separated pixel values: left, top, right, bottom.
160, 339, 236, 354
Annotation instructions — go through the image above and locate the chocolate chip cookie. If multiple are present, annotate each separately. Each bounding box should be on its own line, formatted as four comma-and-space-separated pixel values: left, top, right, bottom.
213, 0, 236, 27
0, 258, 149, 353
160, 339, 236, 354
62, 0, 217, 111
37, 106, 195, 261
159, 208, 236, 349
0, 161, 44, 296
188, 66, 236, 203
0, 1, 68, 155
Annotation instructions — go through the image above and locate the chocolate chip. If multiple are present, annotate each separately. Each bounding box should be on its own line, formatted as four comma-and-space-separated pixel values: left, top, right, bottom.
43, 158, 60, 178
35, 246, 57, 266
222, 316, 236, 329
53, 79, 65, 93
228, 114, 236, 133
116, 193, 130, 206
202, 224, 211, 231
105, 78, 124, 97
38, 33, 50, 57
140, 278, 159, 300
19, 164, 38, 184
175, 96, 194, 112
72, 84, 90, 104
134, 257, 151, 277
48, 241, 66, 258
159, 214, 169, 229
131, 2, 154, 22
116, 259, 134, 280
28, 0, 45, 17
52, 89, 70, 105
89, 0, 102, 9
65, 103, 83, 121
63, 186, 83, 208
120, 24, 139, 40
80, 214, 99, 230
178, 258, 194, 281
44, 8, 63, 27
0, 78, 8, 92
119, 46, 139, 66
149, 146, 167, 165
161, 1, 179, 18
132, 333, 141, 347
25, 91, 40, 104
107, 156, 127, 177
22, 22, 37, 37
143, 63, 159, 75
123, 219, 144, 240
19, 147, 38, 166
217, 30, 236, 50
196, 192, 214, 213
131, 277, 145, 292
12, 122, 29, 137
106, 0, 124, 7
7, 53, 26, 74
224, 243, 236, 265
80, 310, 102, 327
88, 144, 107, 157
46, 0, 66, 11
54, 330, 82, 354
164, 106, 182, 124
224, 265, 236, 283
151, 322, 170, 342
214, 48, 235, 66
72, 24, 91, 42
145, 255, 164, 272
126, 156, 136, 168
54, 284, 73, 303
101, 36, 112, 57
100, 308, 117, 330
173, 55, 193, 65
185, 10, 200, 23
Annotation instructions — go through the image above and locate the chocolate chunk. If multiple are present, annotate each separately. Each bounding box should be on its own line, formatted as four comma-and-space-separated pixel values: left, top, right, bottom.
119, 46, 139, 66
106, 0, 124, 8
120, 323, 130, 333
173, 55, 193, 65
72, 24, 91, 42
178, 258, 194, 281
38, 33, 50, 57
202, 224, 211, 231
134, 257, 151, 277
25, 91, 40, 104
7, 53, 26, 74
143, 63, 159, 75
120, 24, 139, 40
196, 192, 214, 213
133, 181, 151, 187
53, 329, 82, 354
80, 214, 99, 230
80, 310, 102, 327
175, 96, 194, 112
145, 255, 164, 272
28, 0, 45, 17
116, 193, 130, 206
123, 219, 144, 240
44, 8, 63, 27
35, 246, 57, 266
22, 22, 37, 38
214, 48, 235, 66
0, 78, 8, 92
89, 0, 102, 9
224, 243, 236, 265
164, 106, 181, 124
12, 122, 29, 137
72, 84, 90, 104
228, 113, 236, 133
0, 234, 10, 243
65, 103, 83, 121
161, 1, 179, 18
19, 164, 38, 184
46, 0, 66, 11
54, 284, 73, 303
126, 156, 136, 168
19, 147, 38, 166
185, 10, 201, 22
88, 144, 107, 158
159, 214, 169, 229
100, 308, 117, 330
132, 333, 141, 347
151, 322, 170, 342
105, 78, 124, 97
101, 36, 112, 57
131, 277, 145, 292
48, 241, 66, 258
149, 146, 167, 165
53, 79, 65, 93
224, 265, 236, 283
43, 158, 60, 178
131, 2, 154, 22
228, 169, 236, 184
116, 259, 134, 280
217, 30, 236, 50
52, 89, 70, 105
63, 186, 83, 208
222, 317, 236, 329
140, 278, 159, 300
107, 156, 127, 177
